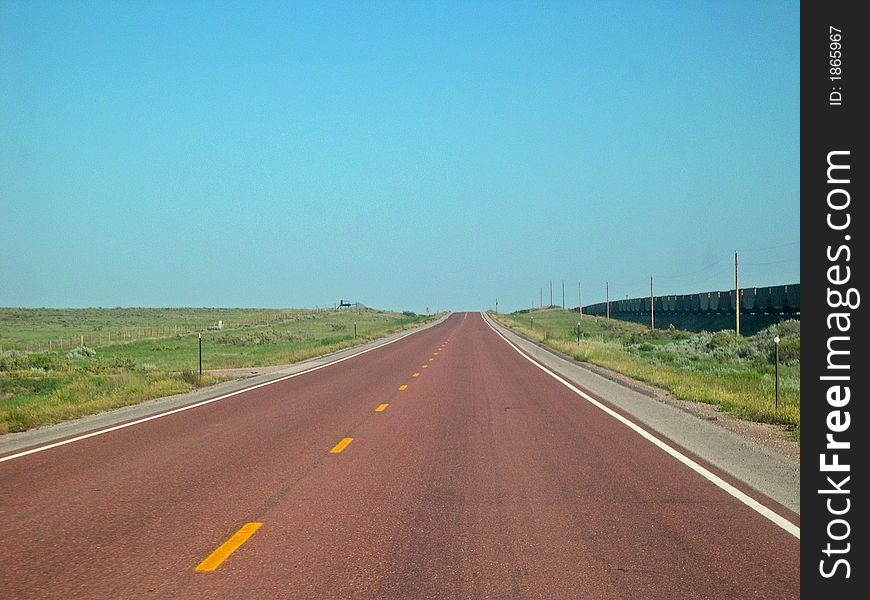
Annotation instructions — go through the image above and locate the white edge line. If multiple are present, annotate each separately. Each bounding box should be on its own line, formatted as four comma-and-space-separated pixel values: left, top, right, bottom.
481, 312, 800, 540
0, 315, 449, 464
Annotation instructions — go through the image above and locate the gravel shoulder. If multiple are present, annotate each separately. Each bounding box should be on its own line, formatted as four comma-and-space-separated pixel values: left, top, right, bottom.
560, 355, 800, 462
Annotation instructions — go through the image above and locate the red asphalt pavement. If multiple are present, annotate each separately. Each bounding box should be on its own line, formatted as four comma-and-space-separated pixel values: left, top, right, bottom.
0, 312, 799, 599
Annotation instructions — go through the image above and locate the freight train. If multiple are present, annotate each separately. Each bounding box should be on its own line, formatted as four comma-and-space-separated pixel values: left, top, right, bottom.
582, 284, 800, 317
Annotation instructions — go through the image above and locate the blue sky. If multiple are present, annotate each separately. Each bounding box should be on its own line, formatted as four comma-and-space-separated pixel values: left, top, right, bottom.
1, 1, 799, 312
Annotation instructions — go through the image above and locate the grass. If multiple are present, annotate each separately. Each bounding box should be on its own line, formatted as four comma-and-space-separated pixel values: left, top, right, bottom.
0, 307, 438, 433
0, 307, 326, 351
88, 309, 433, 370
492, 308, 800, 440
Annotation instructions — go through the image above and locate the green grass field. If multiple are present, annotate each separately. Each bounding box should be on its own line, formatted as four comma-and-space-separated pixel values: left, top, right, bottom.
0, 307, 437, 434
0, 307, 317, 351
492, 308, 800, 440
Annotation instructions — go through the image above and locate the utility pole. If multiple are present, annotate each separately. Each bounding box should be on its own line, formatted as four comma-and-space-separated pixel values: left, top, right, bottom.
735, 251, 740, 336
606, 281, 610, 319
198, 332, 202, 385
578, 282, 583, 318
540, 287, 543, 308
650, 275, 655, 330
561, 280, 565, 309
495, 299, 498, 313
549, 280, 553, 307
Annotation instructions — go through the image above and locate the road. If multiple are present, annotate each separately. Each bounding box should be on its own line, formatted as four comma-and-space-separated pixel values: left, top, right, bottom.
0, 312, 799, 598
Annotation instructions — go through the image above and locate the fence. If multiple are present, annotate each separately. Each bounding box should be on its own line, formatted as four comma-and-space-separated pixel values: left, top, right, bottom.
0, 310, 314, 355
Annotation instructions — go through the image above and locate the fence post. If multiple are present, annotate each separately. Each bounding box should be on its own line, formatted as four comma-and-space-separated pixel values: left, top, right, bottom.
774, 336, 780, 409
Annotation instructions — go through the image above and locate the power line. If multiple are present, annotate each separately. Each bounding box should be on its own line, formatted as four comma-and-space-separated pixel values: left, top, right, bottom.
655, 258, 724, 281
741, 257, 799, 267
741, 241, 799, 252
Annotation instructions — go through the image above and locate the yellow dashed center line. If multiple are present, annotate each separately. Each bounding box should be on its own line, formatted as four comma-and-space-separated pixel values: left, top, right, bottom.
375, 403, 389, 412
428, 358, 434, 361
330, 437, 354, 453
195, 522, 263, 572
421, 365, 428, 369
399, 384, 408, 390
412, 372, 420, 377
